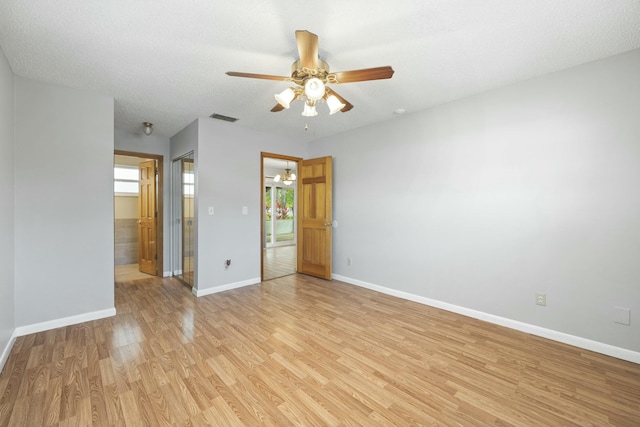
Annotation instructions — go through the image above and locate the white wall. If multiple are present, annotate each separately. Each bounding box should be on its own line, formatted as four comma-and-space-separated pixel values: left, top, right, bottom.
14, 77, 115, 327
0, 47, 15, 369
194, 118, 307, 294
309, 49, 640, 354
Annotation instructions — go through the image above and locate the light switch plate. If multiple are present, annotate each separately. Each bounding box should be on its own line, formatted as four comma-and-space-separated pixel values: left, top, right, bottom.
242, 206, 248, 215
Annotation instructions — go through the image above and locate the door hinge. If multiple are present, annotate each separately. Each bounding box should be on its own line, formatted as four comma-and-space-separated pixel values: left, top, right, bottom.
155, 253, 158, 260
155, 167, 158, 175
155, 211, 158, 218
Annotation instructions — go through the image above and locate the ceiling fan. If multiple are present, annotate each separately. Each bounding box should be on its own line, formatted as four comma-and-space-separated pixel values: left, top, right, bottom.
226, 30, 394, 116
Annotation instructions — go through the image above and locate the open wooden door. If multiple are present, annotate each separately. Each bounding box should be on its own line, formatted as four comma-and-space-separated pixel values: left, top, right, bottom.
138, 159, 157, 275
297, 156, 332, 279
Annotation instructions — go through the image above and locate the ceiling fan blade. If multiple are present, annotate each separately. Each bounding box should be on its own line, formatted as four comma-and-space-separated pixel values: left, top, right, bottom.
295, 30, 318, 71
226, 71, 289, 82
326, 87, 354, 112
329, 66, 395, 84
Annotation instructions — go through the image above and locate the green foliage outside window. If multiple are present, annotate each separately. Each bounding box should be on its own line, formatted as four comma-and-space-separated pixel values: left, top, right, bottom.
265, 186, 294, 220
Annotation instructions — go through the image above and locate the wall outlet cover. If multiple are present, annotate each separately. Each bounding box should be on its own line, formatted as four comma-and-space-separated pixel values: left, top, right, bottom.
614, 307, 631, 325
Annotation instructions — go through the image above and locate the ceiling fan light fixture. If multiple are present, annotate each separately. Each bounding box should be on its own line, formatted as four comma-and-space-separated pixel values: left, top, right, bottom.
227, 31, 394, 117
274, 87, 295, 109
276, 162, 297, 186
304, 77, 325, 101
326, 94, 346, 115
302, 102, 318, 117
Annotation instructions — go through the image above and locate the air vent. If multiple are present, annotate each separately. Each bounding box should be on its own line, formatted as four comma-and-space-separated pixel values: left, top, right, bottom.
209, 113, 238, 122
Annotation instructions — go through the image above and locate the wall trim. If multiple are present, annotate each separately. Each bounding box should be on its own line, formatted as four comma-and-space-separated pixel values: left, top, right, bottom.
0, 329, 18, 374
15, 308, 117, 337
333, 274, 640, 364
163, 271, 172, 277
194, 277, 261, 297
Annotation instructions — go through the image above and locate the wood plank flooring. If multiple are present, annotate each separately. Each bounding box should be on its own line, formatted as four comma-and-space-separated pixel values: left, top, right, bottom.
1, 274, 639, 426
114, 264, 155, 282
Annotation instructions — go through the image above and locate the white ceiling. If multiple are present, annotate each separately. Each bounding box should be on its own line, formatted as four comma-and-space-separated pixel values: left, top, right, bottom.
1, 1, 639, 142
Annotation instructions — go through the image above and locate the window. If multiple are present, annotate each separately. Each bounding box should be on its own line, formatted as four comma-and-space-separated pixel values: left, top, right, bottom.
114, 165, 139, 195
183, 170, 194, 196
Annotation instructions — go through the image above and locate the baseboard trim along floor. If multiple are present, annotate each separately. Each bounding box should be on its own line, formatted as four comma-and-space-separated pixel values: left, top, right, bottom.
14, 307, 117, 337
333, 274, 640, 364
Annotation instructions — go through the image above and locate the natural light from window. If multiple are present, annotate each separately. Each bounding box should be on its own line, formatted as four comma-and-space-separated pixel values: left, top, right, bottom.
184, 171, 194, 196
114, 166, 139, 195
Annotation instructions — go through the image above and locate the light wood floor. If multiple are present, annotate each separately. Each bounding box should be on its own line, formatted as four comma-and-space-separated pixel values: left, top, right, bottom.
114, 264, 155, 282
1, 274, 639, 426
263, 245, 296, 281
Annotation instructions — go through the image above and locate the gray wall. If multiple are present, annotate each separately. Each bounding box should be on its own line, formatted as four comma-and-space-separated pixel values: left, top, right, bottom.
114, 127, 172, 275
14, 77, 115, 326
195, 118, 307, 292
0, 47, 15, 365
309, 49, 640, 353
170, 119, 198, 161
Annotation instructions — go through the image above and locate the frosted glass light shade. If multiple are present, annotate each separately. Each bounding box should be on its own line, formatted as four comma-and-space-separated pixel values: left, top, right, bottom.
274, 88, 295, 108
274, 174, 281, 182
302, 103, 318, 117
304, 78, 325, 101
326, 95, 346, 114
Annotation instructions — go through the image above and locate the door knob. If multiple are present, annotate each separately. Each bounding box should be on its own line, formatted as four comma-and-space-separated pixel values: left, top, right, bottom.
324, 222, 332, 226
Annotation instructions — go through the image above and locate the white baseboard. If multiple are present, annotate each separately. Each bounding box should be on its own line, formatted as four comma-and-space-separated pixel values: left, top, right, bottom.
163, 271, 172, 277
15, 308, 117, 337
193, 277, 261, 297
333, 274, 640, 364
0, 329, 18, 374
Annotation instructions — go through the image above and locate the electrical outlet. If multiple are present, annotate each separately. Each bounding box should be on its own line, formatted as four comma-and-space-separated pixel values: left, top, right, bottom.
347, 257, 352, 266
536, 292, 547, 306
614, 307, 631, 325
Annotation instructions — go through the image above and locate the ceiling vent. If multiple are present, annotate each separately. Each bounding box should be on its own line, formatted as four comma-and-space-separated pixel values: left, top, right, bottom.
209, 113, 238, 122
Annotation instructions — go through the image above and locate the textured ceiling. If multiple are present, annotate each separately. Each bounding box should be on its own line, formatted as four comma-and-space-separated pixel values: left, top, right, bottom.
1, 1, 639, 141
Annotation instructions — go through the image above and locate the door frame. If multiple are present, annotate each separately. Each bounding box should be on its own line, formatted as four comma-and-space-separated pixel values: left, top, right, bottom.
114, 149, 164, 277
261, 152, 302, 281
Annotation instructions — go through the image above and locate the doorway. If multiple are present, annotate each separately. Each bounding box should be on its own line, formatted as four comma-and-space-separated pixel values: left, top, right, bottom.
261, 153, 302, 281
114, 150, 164, 282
